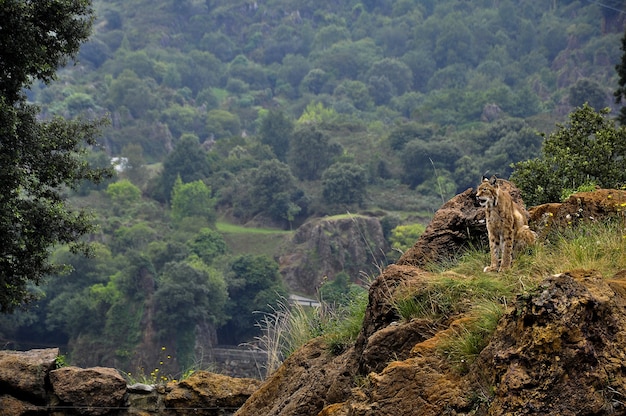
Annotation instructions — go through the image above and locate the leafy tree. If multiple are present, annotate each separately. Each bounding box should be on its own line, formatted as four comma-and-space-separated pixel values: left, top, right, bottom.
170, 177, 216, 225
570, 79, 607, 110
511, 105, 626, 205
318, 271, 365, 307
106, 179, 142, 207
205, 109, 241, 139
107, 69, 163, 119
389, 224, 426, 252
189, 228, 228, 265
288, 124, 340, 180
333, 80, 373, 111
219, 254, 287, 344
119, 143, 149, 187
153, 133, 213, 201
249, 160, 300, 221
258, 110, 294, 162
0, 0, 112, 312
366, 58, 413, 96
153, 256, 227, 365
321, 162, 368, 205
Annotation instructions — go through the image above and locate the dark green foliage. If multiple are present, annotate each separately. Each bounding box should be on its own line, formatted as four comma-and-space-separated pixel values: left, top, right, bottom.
249, 159, 302, 223
152, 134, 213, 202
570, 79, 607, 110
321, 162, 368, 205
219, 255, 288, 344
258, 110, 294, 162
319, 272, 365, 307
511, 105, 626, 206
189, 228, 228, 265
0, 0, 114, 312
154, 258, 227, 335
288, 125, 340, 180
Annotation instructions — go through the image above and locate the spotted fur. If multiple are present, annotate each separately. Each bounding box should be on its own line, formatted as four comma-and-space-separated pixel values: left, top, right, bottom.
476, 176, 536, 272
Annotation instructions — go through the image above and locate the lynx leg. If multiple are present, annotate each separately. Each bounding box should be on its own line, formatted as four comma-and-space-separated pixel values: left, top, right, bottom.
499, 230, 514, 271
483, 232, 500, 272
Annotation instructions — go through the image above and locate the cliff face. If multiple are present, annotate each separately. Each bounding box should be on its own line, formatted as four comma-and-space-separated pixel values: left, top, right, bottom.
279, 215, 390, 296
236, 187, 626, 416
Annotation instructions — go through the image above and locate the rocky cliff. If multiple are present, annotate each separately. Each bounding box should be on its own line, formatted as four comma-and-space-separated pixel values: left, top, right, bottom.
235, 186, 626, 416
279, 214, 390, 296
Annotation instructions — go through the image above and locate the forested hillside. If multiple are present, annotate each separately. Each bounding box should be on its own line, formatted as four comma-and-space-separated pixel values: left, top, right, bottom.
2, 0, 625, 377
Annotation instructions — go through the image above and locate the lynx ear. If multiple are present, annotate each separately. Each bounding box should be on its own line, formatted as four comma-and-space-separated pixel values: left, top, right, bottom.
489, 175, 498, 186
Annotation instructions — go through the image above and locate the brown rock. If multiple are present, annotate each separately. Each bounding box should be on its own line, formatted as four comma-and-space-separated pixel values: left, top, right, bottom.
472, 270, 626, 415
49, 366, 127, 415
165, 371, 261, 415
235, 339, 357, 416
0, 394, 41, 416
279, 215, 389, 295
529, 189, 626, 235
0, 348, 59, 403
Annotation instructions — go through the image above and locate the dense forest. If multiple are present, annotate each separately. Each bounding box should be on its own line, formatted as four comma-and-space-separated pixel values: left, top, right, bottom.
2, 0, 625, 376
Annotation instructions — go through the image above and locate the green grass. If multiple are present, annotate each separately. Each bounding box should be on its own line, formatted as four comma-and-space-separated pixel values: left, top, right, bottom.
216, 221, 293, 256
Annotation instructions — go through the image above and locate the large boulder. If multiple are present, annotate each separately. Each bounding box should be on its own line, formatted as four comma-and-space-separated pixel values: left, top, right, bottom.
164, 371, 260, 416
472, 270, 626, 415
529, 188, 626, 236
49, 366, 127, 415
0, 348, 58, 403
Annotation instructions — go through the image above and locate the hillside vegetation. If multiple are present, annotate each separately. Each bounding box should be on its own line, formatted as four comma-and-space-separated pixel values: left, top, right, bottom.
1, 0, 625, 377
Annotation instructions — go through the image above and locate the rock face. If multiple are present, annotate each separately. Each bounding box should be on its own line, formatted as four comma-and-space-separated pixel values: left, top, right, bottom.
0, 350, 260, 416
279, 215, 389, 295
474, 270, 626, 415
235, 188, 626, 416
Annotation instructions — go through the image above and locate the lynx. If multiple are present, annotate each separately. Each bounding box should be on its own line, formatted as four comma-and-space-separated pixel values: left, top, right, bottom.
476, 176, 536, 272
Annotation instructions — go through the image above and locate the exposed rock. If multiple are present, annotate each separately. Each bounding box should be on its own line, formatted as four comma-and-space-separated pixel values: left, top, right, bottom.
235, 339, 358, 416
0, 395, 41, 416
0, 355, 259, 416
397, 180, 528, 269
473, 270, 626, 415
49, 366, 127, 415
279, 215, 389, 295
0, 348, 58, 403
164, 371, 261, 415
529, 188, 626, 236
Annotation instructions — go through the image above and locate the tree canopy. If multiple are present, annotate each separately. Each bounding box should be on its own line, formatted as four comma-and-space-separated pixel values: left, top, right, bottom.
0, 0, 110, 312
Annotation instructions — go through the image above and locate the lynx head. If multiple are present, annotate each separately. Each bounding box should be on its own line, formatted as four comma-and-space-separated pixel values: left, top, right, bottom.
476, 176, 498, 207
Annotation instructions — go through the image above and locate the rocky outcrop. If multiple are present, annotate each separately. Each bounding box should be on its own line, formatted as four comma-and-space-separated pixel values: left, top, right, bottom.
279, 215, 389, 295
0, 348, 260, 416
236, 188, 626, 416
473, 269, 626, 415
529, 188, 626, 235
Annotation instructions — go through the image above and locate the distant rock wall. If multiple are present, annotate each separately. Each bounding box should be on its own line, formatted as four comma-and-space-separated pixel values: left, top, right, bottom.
279, 215, 390, 295
0, 348, 260, 416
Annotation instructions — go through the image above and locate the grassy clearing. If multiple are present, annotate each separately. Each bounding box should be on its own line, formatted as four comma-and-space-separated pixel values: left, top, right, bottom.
216, 221, 293, 256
